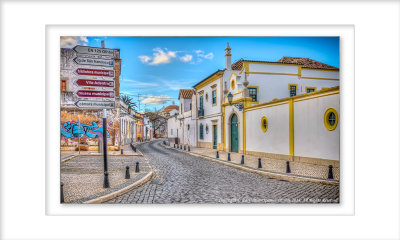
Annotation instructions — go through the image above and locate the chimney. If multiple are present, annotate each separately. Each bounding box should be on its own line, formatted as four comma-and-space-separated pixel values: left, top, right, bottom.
101, 40, 105, 48
225, 42, 231, 70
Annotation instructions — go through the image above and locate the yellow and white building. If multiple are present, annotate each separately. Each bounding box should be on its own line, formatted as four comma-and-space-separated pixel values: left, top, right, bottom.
171, 43, 340, 166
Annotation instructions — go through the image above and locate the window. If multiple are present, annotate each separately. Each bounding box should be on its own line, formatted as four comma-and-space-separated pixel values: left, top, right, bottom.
190, 103, 192, 110
212, 90, 217, 105
200, 124, 204, 139
260, 116, 268, 132
199, 96, 203, 109
248, 88, 257, 102
306, 87, 316, 93
61, 80, 66, 91
289, 84, 297, 97
324, 108, 339, 131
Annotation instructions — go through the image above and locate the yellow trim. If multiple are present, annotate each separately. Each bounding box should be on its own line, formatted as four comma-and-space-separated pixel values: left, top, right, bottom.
246, 61, 300, 67
222, 97, 253, 107
301, 76, 339, 81
233, 90, 244, 96
194, 72, 223, 90
225, 53, 231, 56
289, 99, 294, 157
260, 116, 268, 132
246, 87, 339, 111
239, 62, 250, 75
302, 68, 339, 72
288, 83, 298, 90
298, 65, 302, 77
249, 72, 298, 76
305, 86, 317, 93
222, 106, 226, 151
324, 108, 339, 131
243, 106, 246, 154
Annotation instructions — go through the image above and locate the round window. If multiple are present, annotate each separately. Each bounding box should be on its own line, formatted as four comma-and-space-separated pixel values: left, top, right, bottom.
260, 116, 268, 132
324, 108, 338, 131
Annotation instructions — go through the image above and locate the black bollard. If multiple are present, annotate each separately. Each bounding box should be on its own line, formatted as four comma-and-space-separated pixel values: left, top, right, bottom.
286, 161, 291, 173
258, 158, 262, 168
188, 146, 190, 151
125, 166, 130, 179
103, 171, 110, 188
135, 162, 140, 173
228, 153, 231, 161
134, 146, 136, 152
328, 165, 333, 179
241, 155, 244, 164
180, 145, 182, 149
60, 182, 64, 203
121, 149, 124, 155
216, 151, 219, 159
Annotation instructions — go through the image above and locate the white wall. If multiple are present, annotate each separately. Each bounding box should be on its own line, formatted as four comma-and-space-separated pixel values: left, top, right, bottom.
294, 93, 340, 160
245, 103, 290, 155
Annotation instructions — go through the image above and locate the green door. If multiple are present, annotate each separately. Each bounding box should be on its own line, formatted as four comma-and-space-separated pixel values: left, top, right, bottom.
230, 114, 239, 152
213, 125, 217, 149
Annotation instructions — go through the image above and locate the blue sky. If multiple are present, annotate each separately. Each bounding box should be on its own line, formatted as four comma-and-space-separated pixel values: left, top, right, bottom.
62, 36, 339, 112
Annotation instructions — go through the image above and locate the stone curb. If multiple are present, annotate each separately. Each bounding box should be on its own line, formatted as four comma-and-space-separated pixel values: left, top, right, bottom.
83, 171, 153, 204
61, 152, 144, 164
162, 144, 339, 186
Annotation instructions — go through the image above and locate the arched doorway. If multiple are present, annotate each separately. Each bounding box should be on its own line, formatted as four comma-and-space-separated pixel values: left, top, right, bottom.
230, 114, 239, 152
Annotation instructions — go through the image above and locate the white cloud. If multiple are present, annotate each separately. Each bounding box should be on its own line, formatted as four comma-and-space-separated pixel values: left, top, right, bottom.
141, 95, 172, 105
60, 36, 88, 48
139, 48, 177, 65
194, 49, 214, 61
180, 54, 193, 63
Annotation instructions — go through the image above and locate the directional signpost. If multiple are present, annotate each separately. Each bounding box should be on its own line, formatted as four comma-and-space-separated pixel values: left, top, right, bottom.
74, 68, 115, 77
74, 100, 115, 109
71, 45, 118, 188
74, 79, 115, 88
73, 57, 114, 67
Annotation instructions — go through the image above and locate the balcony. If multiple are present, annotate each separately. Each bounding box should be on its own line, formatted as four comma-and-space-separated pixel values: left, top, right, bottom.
198, 108, 204, 117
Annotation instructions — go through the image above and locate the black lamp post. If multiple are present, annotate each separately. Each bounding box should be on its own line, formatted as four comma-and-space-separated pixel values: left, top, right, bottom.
227, 92, 233, 105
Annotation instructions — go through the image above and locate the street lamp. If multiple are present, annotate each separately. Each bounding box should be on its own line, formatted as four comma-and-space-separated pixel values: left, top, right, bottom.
227, 92, 233, 105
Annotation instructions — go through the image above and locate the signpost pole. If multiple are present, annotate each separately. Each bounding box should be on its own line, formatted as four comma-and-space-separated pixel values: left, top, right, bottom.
103, 109, 110, 188
78, 117, 81, 155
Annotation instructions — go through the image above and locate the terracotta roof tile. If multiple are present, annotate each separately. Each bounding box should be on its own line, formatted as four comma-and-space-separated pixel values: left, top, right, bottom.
163, 105, 179, 113
179, 89, 195, 99
277, 57, 339, 70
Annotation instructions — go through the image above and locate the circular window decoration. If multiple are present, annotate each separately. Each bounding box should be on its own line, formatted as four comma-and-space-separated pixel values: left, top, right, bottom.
231, 79, 235, 90
324, 108, 339, 131
260, 116, 268, 132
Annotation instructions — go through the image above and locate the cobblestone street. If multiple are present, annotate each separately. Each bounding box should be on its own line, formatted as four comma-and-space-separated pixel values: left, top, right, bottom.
106, 140, 339, 204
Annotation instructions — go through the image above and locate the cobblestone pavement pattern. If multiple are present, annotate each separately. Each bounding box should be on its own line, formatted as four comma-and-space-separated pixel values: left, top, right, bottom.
106, 140, 339, 204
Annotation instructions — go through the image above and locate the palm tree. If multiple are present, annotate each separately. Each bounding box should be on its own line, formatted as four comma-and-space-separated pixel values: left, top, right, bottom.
121, 95, 136, 110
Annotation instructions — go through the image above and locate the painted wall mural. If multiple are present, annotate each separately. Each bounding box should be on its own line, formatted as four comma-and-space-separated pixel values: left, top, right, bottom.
61, 121, 110, 139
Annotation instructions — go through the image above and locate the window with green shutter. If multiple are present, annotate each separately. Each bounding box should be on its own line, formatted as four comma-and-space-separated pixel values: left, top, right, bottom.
248, 87, 257, 102
212, 90, 217, 105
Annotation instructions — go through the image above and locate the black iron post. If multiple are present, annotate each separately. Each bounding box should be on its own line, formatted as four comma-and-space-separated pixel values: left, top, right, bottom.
258, 158, 262, 168
216, 151, 219, 159
135, 161, 140, 172
286, 161, 291, 173
328, 165, 333, 179
103, 109, 110, 188
228, 153, 231, 161
60, 182, 64, 203
241, 155, 244, 164
125, 166, 130, 179
121, 148, 124, 155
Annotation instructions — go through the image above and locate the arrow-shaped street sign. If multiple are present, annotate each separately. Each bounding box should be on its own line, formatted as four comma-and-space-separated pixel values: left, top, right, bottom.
73, 45, 115, 57
73, 57, 114, 67
74, 90, 115, 98
74, 100, 115, 109
74, 68, 115, 77
74, 79, 115, 88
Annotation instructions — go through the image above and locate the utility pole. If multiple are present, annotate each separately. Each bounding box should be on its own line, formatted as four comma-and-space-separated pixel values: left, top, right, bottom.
101, 40, 109, 188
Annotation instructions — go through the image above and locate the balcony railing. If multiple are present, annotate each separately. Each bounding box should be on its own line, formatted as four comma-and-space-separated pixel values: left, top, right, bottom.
198, 108, 204, 117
